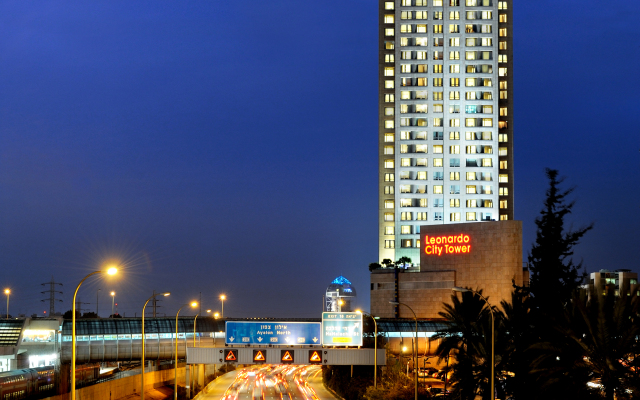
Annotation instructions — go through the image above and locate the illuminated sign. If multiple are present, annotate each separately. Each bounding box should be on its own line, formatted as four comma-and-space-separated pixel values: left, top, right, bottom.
225, 321, 321, 345
281, 350, 294, 363
253, 350, 266, 363
424, 234, 471, 256
224, 349, 237, 362
322, 312, 363, 346
309, 350, 322, 364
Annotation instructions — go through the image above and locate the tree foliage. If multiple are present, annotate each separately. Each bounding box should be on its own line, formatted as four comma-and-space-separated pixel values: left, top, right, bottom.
528, 168, 593, 309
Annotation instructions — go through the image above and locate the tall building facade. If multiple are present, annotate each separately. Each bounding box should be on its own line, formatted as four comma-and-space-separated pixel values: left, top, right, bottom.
378, 0, 514, 264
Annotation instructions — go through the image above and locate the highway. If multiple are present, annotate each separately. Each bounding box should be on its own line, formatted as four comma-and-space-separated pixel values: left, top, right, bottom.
197, 365, 338, 400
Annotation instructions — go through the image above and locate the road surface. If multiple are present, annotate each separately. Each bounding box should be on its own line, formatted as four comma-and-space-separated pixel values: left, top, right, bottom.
197, 365, 338, 400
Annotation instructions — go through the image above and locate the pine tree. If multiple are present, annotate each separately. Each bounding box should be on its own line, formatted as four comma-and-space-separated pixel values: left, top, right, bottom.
528, 169, 593, 309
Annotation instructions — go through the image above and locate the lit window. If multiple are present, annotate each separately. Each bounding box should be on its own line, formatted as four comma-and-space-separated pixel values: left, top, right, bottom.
433, 118, 443, 127
449, 37, 460, 46
401, 25, 413, 33
400, 145, 408, 153
449, 145, 460, 154
401, 239, 413, 248
433, 0, 443, 5
499, 160, 507, 169
433, 64, 443, 74
500, 215, 508, 221
499, 14, 507, 23
449, 64, 460, 73
466, 212, 477, 221
500, 200, 508, 209
385, 42, 394, 50
385, 2, 394, 10
499, 28, 507, 37
449, 24, 459, 33
417, 171, 427, 180
499, 107, 507, 117
450, 78, 460, 87
433, 158, 443, 167
416, 24, 427, 33
401, 64, 411, 73
385, 226, 395, 235
415, 11, 428, 19
449, 51, 460, 60
466, 185, 477, 194
498, 54, 508, 63
499, 41, 507, 50
384, 67, 395, 77
401, 158, 411, 167
385, 80, 394, 89
433, 78, 443, 87
434, 11, 443, 20
385, 28, 395, 37
450, 119, 460, 127
384, 133, 395, 142
450, 199, 460, 208
450, 131, 460, 140
500, 91, 507, 99
433, 145, 443, 154
385, 54, 395, 63
384, 146, 394, 155
384, 200, 395, 208
401, 225, 412, 234
385, 120, 395, 129
384, 173, 395, 182
384, 186, 395, 195
482, 118, 493, 127
481, 158, 492, 167
385, 240, 395, 249
433, 92, 443, 100
384, 213, 394, 222
385, 94, 395, 102
450, 213, 460, 222
499, 174, 508, 183
450, 172, 460, 180
433, 24, 443, 33
416, 212, 427, 221
385, 107, 394, 116
498, 1, 507, 9
449, 11, 460, 20
400, 199, 412, 207
498, 147, 507, 156
401, 212, 412, 221
433, 185, 444, 194
499, 187, 508, 196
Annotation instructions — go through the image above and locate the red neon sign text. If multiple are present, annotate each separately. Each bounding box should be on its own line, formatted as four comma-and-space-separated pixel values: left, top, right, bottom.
424, 234, 471, 256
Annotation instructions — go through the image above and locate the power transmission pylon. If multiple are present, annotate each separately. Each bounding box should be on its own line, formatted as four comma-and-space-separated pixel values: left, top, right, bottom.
41, 276, 63, 315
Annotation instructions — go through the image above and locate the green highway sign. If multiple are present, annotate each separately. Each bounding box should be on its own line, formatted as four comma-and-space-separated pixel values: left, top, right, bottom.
322, 312, 363, 346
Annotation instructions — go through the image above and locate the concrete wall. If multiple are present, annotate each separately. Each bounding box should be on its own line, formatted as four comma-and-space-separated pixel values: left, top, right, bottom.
372, 221, 525, 319
44, 367, 186, 400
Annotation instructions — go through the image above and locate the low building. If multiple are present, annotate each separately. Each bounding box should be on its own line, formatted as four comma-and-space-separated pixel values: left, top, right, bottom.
371, 220, 528, 319
589, 269, 638, 296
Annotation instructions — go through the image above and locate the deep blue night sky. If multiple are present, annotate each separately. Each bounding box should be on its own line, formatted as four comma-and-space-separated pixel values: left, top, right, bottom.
0, 1, 638, 318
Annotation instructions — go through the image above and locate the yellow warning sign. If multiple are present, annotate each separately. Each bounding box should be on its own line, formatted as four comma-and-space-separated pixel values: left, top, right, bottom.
309, 351, 322, 363
281, 351, 293, 362
254, 350, 266, 361
225, 350, 237, 361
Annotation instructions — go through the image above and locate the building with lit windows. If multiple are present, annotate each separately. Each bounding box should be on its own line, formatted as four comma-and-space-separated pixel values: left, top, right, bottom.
324, 276, 357, 312
378, 0, 513, 265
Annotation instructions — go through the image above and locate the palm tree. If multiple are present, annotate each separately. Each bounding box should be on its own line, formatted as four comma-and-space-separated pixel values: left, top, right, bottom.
433, 289, 498, 400
531, 288, 640, 400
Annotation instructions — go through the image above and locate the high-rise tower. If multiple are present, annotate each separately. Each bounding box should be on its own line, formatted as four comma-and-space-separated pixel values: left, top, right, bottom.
378, 0, 513, 264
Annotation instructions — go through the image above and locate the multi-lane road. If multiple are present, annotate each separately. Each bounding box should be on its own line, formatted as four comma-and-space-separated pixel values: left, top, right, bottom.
197, 365, 338, 400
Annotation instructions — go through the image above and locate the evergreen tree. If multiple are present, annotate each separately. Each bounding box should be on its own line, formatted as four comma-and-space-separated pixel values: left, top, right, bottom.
528, 168, 593, 309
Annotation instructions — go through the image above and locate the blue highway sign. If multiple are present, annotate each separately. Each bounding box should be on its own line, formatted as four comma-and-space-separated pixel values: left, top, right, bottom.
225, 321, 322, 346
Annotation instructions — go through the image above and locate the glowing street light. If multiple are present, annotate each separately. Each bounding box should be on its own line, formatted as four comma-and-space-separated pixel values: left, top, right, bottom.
4, 289, 9, 319
219, 295, 226, 318
110, 291, 116, 317
356, 310, 379, 388
175, 301, 197, 400
141, 292, 170, 400
213, 312, 220, 319
72, 266, 118, 400
452, 287, 495, 400
194, 309, 211, 347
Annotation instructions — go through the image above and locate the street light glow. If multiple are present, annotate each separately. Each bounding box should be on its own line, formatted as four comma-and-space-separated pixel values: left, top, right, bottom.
4, 289, 9, 295
106, 267, 118, 275
164, 293, 171, 297
110, 291, 115, 296
191, 302, 198, 308
220, 294, 226, 301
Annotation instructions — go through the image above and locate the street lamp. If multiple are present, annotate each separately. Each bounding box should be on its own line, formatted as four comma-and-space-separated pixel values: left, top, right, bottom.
175, 301, 198, 400
194, 310, 211, 347
142, 292, 170, 400
390, 300, 417, 400
213, 312, 220, 319
96, 289, 101, 316
110, 291, 116, 317
452, 287, 495, 400
219, 295, 226, 318
356, 310, 378, 388
4, 289, 9, 319
72, 266, 118, 400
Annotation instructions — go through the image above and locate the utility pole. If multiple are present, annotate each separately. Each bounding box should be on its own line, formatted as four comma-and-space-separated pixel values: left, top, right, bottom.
151, 290, 165, 318
75, 298, 90, 316
40, 276, 63, 315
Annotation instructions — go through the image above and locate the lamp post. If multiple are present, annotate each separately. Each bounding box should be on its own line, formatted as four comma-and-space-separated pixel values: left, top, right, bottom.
72, 266, 118, 400
356, 310, 378, 388
390, 300, 417, 400
96, 289, 101, 316
452, 287, 494, 400
175, 302, 198, 400
4, 289, 9, 319
194, 310, 211, 347
219, 295, 225, 318
142, 292, 170, 400
110, 292, 116, 317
